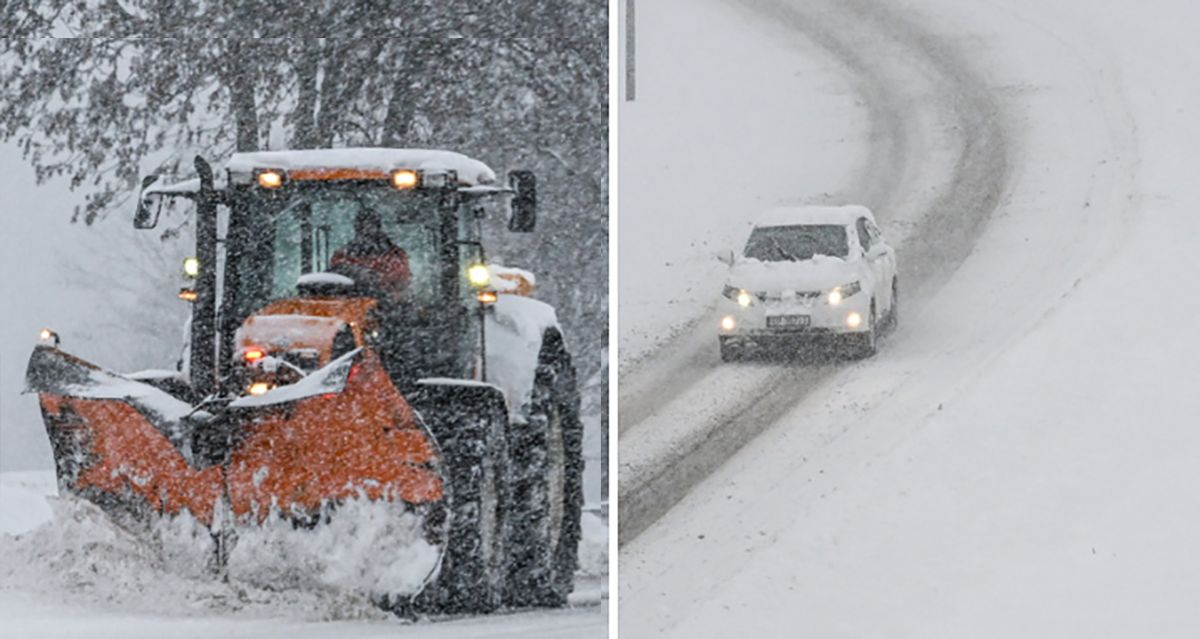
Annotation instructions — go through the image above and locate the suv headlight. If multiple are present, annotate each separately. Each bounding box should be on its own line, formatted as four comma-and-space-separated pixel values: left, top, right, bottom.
723, 285, 754, 308
827, 281, 862, 306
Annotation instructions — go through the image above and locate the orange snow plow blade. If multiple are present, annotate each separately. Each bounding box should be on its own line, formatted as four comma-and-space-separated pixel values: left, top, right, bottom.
26, 345, 443, 528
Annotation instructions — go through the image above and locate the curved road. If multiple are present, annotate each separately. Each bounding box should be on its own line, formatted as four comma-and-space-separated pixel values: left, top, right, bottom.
618, 0, 1011, 544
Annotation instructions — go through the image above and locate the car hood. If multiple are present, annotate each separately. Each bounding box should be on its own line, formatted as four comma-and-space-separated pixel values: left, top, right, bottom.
728, 256, 860, 294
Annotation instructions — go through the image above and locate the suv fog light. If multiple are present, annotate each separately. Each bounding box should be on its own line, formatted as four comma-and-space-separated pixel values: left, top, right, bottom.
720, 315, 736, 332
736, 290, 753, 308
846, 312, 863, 329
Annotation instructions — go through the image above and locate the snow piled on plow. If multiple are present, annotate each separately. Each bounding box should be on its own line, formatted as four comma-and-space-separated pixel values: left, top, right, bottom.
228, 501, 440, 600
1, 472, 606, 619
0, 474, 404, 622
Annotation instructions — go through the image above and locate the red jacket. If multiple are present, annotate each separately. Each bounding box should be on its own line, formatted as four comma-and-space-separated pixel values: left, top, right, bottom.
330, 242, 411, 296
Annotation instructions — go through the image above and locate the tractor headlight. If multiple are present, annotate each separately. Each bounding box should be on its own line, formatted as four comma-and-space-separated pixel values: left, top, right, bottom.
182, 256, 200, 279
723, 285, 754, 307
827, 281, 862, 306
467, 263, 491, 288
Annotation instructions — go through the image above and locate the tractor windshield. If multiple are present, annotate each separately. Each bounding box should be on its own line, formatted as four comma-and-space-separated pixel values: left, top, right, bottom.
227, 186, 468, 324
267, 192, 439, 301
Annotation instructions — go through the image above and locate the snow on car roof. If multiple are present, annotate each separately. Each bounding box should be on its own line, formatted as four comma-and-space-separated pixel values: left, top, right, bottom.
226, 148, 497, 186
754, 205, 876, 228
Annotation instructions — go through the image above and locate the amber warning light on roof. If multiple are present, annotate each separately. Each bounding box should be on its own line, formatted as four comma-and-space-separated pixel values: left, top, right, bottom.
391, 169, 419, 190
256, 169, 284, 189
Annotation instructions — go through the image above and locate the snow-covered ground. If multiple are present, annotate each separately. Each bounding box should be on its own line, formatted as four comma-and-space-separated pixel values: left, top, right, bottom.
0, 471, 607, 638
621, 0, 1200, 635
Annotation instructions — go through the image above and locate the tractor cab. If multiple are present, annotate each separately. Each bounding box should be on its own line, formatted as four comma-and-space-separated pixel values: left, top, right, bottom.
135, 148, 537, 403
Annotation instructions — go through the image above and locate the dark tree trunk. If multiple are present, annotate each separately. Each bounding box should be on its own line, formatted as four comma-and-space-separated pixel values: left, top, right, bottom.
292, 40, 322, 149
381, 45, 432, 147
314, 43, 346, 148
223, 41, 260, 152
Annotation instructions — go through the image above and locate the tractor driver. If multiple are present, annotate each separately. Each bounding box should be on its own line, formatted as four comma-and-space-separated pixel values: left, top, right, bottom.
329, 209, 417, 387
329, 209, 411, 304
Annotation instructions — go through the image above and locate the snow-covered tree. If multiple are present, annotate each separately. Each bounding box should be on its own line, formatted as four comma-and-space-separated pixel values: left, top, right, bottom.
0, 0, 607, 392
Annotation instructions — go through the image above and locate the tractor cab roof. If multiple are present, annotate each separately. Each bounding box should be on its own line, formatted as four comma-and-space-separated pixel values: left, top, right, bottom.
226, 148, 497, 185
145, 147, 499, 196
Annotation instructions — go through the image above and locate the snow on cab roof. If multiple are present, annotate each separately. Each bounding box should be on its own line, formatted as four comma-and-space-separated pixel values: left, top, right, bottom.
754, 205, 876, 228
226, 148, 497, 186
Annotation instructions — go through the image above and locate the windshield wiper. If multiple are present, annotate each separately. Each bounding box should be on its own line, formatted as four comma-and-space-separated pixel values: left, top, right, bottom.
765, 236, 800, 261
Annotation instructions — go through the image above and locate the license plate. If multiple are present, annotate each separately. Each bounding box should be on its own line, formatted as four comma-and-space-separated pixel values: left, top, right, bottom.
767, 315, 810, 329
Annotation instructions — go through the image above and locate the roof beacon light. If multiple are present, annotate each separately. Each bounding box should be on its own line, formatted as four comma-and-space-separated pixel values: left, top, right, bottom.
256, 169, 284, 189
182, 256, 200, 279
423, 170, 456, 188
467, 263, 491, 288
244, 348, 266, 363
391, 169, 419, 190
38, 328, 60, 347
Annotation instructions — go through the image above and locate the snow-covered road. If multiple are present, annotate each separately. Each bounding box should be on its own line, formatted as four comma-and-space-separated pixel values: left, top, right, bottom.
0, 472, 608, 637
622, 0, 1200, 635
619, 0, 1009, 542
0, 591, 603, 639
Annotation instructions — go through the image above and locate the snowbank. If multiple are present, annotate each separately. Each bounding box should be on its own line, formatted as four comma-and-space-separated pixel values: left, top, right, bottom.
0, 470, 55, 536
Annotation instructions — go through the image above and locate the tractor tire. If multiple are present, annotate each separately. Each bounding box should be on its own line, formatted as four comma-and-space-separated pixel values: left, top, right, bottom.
505, 329, 584, 608
410, 385, 510, 615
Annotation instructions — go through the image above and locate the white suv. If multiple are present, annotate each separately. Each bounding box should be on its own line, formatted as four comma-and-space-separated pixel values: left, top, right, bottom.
717, 205, 898, 361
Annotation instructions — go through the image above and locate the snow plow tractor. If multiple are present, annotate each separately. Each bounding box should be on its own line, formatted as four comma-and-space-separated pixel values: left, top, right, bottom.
25, 148, 584, 615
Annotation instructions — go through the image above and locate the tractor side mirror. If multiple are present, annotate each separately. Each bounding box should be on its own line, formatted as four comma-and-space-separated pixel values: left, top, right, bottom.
134, 174, 162, 229
508, 170, 537, 233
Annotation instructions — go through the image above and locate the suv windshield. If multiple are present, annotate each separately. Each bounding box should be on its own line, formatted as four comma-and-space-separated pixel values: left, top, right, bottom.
743, 224, 849, 261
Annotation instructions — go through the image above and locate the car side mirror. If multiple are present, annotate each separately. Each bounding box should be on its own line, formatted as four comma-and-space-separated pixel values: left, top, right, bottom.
867, 243, 888, 259
717, 249, 735, 266
507, 170, 536, 233
134, 174, 162, 229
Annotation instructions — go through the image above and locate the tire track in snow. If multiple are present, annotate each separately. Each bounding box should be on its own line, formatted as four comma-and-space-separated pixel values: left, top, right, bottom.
618, 0, 1010, 544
